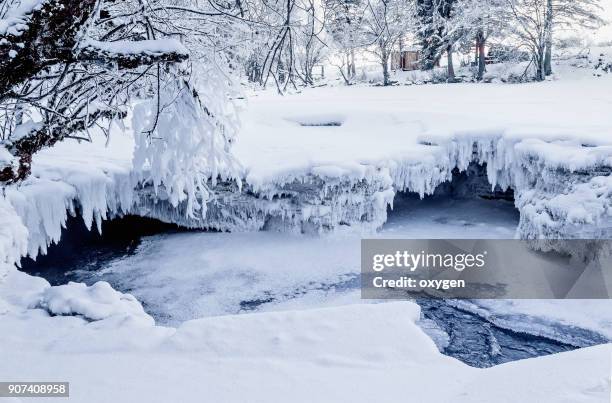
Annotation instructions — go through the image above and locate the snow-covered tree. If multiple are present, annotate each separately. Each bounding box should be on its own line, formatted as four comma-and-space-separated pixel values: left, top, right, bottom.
324, 0, 367, 84
0, 0, 182, 183
0, 0, 246, 217
236, 0, 303, 91
543, 0, 603, 75
294, 0, 328, 85
506, 0, 603, 81
361, 0, 416, 85
451, 0, 507, 80
415, 0, 454, 71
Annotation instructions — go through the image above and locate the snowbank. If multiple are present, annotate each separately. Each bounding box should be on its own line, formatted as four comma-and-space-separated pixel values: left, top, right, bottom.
0, 288, 608, 402
134, 74, 612, 237
36, 281, 152, 323
0, 269, 152, 323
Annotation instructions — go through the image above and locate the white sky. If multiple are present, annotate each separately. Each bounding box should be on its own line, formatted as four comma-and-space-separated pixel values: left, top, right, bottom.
592, 0, 612, 42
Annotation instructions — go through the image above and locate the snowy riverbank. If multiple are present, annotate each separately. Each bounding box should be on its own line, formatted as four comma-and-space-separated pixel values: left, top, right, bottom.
0, 276, 609, 403
3, 74, 612, 266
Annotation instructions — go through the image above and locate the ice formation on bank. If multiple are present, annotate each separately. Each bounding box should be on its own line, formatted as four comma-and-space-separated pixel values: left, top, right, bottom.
0, 66, 611, 271
0, 195, 27, 277
424, 135, 612, 239
5, 131, 610, 271
1, 135, 135, 260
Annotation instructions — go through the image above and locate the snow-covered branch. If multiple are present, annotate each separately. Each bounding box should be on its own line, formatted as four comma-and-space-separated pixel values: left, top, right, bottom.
0, 0, 200, 184
0, 108, 125, 183
76, 39, 189, 69
0, 0, 97, 99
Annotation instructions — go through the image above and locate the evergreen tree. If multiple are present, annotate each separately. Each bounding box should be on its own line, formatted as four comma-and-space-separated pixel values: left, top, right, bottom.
416, 0, 456, 72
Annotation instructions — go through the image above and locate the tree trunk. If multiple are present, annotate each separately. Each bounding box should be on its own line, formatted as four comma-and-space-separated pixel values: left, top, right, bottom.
536, 47, 546, 81
381, 47, 390, 86
346, 52, 352, 81
476, 30, 486, 81
544, 43, 552, 76
446, 45, 455, 82
338, 65, 350, 85
350, 49, 356, 78
544, 0, 553, 76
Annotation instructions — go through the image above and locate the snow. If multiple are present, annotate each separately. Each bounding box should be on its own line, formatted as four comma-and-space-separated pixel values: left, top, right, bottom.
236, 79, 612, 187
518, 175, 612, 238
0, 282, 609, 403
123, 74, 612, 237
81, 39, 189, 57
10, 120, 42, 142
36, 281, 153, 324
0, 195, 27, 277
4, 131, 135, 258
0, 0, 46, 37
232, 78, 612, 238
0, 144, 16, 170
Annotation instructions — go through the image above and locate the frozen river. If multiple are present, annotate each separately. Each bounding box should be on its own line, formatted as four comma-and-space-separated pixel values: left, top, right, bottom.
21, 194, 611, 367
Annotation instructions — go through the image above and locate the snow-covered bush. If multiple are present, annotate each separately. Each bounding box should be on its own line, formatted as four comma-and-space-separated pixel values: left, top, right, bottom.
483, 62, 536, 83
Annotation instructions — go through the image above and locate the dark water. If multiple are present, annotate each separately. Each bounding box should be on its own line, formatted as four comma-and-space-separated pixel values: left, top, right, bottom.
20, 215, 187, 286
417, 299, 608, 368
19, 215, 609, 369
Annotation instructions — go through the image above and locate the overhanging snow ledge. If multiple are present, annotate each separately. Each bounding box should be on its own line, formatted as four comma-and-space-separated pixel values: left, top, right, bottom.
2, 134, 611, 267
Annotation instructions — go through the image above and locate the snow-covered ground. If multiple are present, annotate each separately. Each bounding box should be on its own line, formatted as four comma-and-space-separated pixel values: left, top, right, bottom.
1, 51, 612, 402
238, 76, 612, 189
0, 293, 608, 403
